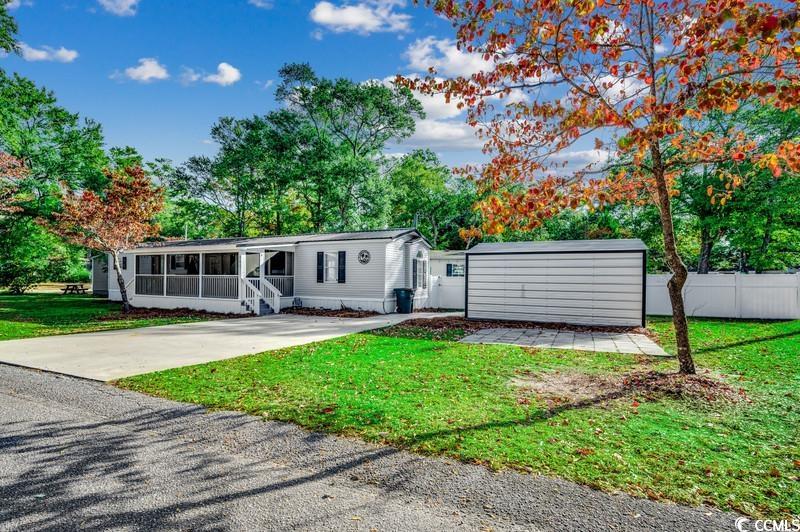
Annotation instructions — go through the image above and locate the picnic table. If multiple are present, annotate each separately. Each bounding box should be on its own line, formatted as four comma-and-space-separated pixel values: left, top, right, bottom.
61, 284, 89, 295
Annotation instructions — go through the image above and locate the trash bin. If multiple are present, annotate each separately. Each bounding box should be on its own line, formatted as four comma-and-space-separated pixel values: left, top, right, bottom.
394, 288, 415, 314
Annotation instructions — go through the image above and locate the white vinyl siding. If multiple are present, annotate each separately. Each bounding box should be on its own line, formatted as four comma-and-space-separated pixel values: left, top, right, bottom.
384, 239, 406, 297
467, 252, 644, 326
294, 240, 387, 299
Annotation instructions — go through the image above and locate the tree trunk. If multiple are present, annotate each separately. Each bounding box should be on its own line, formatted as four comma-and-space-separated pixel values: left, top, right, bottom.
429, 216, 439, 248
111, 251, 131, 313
651, 145, 695, 374
697, 226, 714, 274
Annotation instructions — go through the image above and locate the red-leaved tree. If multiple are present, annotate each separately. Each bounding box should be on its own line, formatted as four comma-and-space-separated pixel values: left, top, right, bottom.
403, 0, 800, 374
49, 166, 164, 311
0, 152, 26, 214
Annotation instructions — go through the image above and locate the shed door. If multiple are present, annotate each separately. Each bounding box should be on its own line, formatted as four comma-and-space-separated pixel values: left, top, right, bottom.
467, 252, 644, 326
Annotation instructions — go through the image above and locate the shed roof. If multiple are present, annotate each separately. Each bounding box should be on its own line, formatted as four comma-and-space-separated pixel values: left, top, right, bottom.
135, 228, 427, 250
466, 239, 647, 255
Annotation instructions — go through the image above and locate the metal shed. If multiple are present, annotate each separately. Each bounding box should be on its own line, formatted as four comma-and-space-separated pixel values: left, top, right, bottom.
465, 239, 647, 327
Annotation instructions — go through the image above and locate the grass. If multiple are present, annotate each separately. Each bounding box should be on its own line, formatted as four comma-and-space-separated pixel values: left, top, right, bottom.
116, 317, 800, 517
0, 293, 209, 340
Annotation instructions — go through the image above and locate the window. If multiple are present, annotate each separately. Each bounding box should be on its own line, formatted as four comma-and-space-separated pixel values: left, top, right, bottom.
325, 252, 338, 282
136, 255, 163, 275
446, 263, 465, 277
204, 253, 237, 275
413, 251, 428, 290
168, 254, 199, 275
245, 253, 260, 278
269, 252, 286, 275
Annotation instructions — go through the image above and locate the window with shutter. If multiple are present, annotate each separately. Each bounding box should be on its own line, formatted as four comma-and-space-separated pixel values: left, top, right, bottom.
337, 251, 346, 283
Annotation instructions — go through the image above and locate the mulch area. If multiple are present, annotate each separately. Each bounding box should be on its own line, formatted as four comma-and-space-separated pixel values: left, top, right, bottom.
282, 307, 381, 319
393, 316, 655, 338
99, 307, 241, 321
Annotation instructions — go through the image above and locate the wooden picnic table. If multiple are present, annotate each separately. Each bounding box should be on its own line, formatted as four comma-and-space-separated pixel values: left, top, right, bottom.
61, 284, 89, 295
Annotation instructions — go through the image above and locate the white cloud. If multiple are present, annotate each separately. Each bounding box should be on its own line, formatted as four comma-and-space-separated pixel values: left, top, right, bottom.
98, 0, 139, 16
19, 43, 78, 63
310, 0, 411, 35
405, 36, 489, 78
595, 74, 646, 104
7, 0, 33, 10
248, 0, 273, 7
550, 149, 610, 166
547, 148, 612, 176
377, 75, 462, 120
400, 118, 483, 151
179, 67, 201, 85
256, 79, 274, 90
310, 29, 324, 41
120, 57, 169, 82
203, 62, 242, 86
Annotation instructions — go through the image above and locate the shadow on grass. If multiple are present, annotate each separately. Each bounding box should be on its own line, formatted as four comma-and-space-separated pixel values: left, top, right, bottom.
695, 329, 800, 354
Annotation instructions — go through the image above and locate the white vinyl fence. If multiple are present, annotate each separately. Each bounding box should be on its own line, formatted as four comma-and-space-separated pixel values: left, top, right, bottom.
646, 273, 800, 320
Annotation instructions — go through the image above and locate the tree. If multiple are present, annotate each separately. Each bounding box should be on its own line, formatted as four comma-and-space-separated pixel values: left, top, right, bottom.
0, 0, 18, 54
277, 63, 424, 230
0, 218, 78, 293
0, 71, 107, 218
0, 152, 25, 213
48, 167, 164, 311
678, 105, 800, 272
388, 149, 479, 248
406, 0, 800, 374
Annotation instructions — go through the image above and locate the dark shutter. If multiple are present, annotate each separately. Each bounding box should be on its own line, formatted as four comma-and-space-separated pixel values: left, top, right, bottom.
316, 252, 324, 283
412, 259, 418, 289
446, 263, 452, 277
422, 261, 427, 289
337, 251, 346, 283
122, 257, 127, 270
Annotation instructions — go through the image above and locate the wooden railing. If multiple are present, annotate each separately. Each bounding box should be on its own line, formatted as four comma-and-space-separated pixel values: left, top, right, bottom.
264, 275, 293, 296
202, 275, 238, 299
166, 275, 200, 297
135, 275, 164, 296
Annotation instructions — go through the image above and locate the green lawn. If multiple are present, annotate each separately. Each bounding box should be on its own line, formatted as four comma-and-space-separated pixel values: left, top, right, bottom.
0, 293, 210, 340
117, 317, 800, 517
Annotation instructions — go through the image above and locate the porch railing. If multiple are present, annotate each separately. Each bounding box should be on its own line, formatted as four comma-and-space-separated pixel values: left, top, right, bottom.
202, 275, 238, 299
166, 275, 200, 297
264, 275, 294, 296
135, 275, 164, 296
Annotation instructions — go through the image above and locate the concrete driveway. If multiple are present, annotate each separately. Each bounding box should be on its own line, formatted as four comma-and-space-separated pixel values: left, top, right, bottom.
0, 312, 450, 381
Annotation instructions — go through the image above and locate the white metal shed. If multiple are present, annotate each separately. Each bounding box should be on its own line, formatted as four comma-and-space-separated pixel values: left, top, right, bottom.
465, 239, 647, 327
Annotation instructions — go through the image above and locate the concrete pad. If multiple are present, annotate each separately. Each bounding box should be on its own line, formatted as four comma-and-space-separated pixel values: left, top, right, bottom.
0, 312, 458, 381
461, 328, 670, 357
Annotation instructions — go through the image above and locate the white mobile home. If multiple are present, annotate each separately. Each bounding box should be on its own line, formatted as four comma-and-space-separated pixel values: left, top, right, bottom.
466, 239, 647, 327
98, 229, 432, 315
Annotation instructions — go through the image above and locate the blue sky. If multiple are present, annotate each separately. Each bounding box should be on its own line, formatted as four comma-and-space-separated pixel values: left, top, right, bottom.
4, 0, 490, 167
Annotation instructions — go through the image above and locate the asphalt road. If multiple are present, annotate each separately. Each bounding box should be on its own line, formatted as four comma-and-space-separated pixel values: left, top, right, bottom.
0, 364, 738, 531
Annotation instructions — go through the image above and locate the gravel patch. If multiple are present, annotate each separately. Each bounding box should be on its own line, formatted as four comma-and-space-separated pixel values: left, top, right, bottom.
0, 364, 738, 531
